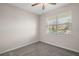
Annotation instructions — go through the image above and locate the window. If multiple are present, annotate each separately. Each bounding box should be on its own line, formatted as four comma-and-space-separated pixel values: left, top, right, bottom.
47, 16, 57, 34
47, 11, 72, 34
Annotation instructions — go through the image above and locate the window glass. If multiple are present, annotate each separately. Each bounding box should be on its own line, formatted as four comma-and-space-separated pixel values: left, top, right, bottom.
47, 11, 72, 34
57, 12, 72, 34
47, 16, 57, 33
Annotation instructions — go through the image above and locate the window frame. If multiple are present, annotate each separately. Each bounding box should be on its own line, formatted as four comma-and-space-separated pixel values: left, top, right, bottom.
47, 11, 72, 35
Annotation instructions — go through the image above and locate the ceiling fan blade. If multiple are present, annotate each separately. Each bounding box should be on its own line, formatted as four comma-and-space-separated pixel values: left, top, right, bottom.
49, 3, 56, 5
32, 3, 39, 6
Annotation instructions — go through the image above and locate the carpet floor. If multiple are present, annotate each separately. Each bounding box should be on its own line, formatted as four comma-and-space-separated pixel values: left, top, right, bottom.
0, 41, 79, 56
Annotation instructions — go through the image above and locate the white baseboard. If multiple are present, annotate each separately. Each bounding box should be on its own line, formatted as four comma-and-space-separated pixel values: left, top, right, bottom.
0, 40, 39, 54
41, 40, 79, 53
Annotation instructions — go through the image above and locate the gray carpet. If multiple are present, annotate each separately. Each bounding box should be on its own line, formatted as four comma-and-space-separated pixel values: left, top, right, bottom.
0, 41, 79, 56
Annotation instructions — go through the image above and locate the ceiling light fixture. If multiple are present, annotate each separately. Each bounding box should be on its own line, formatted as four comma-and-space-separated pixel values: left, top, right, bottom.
32, 3, 56, 10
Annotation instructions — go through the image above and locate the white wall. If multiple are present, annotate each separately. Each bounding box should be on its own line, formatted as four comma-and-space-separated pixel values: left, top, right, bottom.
40, 4, 79, 53
0, 3, 79, 54
0, 4, 39, 54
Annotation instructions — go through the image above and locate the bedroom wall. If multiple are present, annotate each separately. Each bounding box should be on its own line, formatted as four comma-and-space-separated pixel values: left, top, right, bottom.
40, 4, 79, 52
0, 4, 39, 54
0, 3, 79, 54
